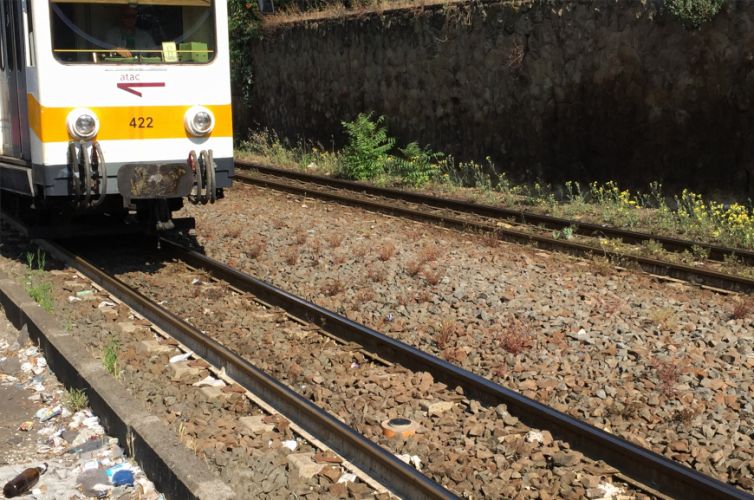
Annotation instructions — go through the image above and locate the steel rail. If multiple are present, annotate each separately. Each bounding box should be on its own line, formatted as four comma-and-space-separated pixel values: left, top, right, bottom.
37, 238, 455, 500
235, 167, 754, 294
237, 161, 754, 266
161, 237, 752, 500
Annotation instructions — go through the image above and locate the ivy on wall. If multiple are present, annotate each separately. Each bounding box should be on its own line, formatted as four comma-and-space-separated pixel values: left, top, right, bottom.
665, 0, 726, 29
228, 0, 262, 137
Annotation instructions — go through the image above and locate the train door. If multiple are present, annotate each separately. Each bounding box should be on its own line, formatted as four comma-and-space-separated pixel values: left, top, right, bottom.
0, 0, 30, 161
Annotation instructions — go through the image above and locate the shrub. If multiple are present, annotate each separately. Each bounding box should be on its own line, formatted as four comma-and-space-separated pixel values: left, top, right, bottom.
392, 142, 443, 187
339, 113, 395, 181
666, 0, 725, 29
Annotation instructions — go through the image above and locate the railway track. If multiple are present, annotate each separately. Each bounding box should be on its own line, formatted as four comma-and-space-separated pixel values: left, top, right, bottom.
37, 236, 751, 499
235, 161, 754, 294
38, 238, 449, 500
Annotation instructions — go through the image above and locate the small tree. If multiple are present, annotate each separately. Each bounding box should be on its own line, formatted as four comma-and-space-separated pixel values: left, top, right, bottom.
392, 142, 444, 187
339, 113, 395, 181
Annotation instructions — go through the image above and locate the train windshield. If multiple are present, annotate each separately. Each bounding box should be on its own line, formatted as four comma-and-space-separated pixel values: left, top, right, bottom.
49, 1, 216, 64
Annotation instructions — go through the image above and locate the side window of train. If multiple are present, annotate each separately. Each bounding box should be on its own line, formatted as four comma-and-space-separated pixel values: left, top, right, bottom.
24, 0, 33, 67
0, 1, 4, 70
3, 0, 14, 71
13, 1, 21, 68
1, 0, 7, 71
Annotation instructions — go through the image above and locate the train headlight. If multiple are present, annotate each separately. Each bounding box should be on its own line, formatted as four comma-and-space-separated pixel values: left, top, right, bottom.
184, 106, 215, 137
66, 108, 100, 140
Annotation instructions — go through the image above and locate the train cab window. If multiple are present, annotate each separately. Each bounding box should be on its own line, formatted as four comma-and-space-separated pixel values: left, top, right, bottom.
49, 1, 216, 64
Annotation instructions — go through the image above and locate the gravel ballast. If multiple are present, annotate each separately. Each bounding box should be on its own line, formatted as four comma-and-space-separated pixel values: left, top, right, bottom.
0, 226, 379, 499
175, 184, 754, 493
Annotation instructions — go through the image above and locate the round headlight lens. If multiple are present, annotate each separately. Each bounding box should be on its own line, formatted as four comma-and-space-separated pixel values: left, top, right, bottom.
192, 112, 212, 134
66, 108, 100, 140
75, 115, 97, 137
184, 106, 215, 137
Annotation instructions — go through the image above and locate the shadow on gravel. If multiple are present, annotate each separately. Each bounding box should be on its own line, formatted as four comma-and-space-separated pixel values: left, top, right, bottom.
62, 232, 206, 279
0, 222, 67, 273
0, 221, 205, 279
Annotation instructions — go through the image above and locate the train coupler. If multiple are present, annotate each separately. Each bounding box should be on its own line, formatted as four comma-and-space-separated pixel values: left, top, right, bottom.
116, 162, 193, 207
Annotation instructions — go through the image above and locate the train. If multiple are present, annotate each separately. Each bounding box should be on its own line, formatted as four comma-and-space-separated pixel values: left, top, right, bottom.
0, 0, 233, 234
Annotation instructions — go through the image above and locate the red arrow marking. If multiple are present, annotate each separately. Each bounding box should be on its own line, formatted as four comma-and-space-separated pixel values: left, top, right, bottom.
117, 82, 165, 97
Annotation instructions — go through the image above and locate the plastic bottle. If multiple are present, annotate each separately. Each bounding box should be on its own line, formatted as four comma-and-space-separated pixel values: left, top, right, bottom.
2, 463, 47, 498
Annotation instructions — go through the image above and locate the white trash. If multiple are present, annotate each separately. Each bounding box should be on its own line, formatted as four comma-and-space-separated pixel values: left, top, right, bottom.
396, 453, 422, 470
82, 459, 100, 471
169, 352, 192, 364
281, 440, 298, 451
192, 376, 225, 388
337, 473, 357, 484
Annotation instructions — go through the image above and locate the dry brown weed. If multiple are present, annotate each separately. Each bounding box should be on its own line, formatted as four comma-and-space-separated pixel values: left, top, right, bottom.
326, 233, 344, 248
367, 265, 386, 283
405, 259, 423, 277
283, 246, 299, 265
377, 242, 396, 261
294, 228, 308, 245
498, 317, 532, 355
422, 267, 443, 286
731, 298, 753, 320
418, 243, 442, 264
321, 279, 345, 297
650, 356, 687, 397
247, 240, 266, 259
435, 319, 458, 349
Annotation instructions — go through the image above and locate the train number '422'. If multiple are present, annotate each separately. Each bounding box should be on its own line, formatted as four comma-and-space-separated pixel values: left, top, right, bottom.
129, 117, 154, 129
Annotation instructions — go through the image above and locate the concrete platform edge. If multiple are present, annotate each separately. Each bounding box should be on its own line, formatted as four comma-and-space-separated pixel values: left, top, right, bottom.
0, 274, 234, 500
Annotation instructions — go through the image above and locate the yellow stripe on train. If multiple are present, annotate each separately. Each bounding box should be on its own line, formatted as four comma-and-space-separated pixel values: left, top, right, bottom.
27, 94, 232, 143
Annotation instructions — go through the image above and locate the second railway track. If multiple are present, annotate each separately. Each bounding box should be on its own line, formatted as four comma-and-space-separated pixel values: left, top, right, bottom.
236, 161, 754, 294
35, 236, 752, 499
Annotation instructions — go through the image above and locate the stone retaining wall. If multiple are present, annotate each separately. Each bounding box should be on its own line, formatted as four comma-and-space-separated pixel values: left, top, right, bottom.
244, 0, 754, 198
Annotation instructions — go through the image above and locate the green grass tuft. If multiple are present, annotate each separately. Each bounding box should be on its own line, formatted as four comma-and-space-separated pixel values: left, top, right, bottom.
103, 338, 120, 377
65, 388, 89, 412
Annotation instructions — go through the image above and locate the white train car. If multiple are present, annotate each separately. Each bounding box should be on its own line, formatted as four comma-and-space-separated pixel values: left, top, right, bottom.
0, 0, 233, 232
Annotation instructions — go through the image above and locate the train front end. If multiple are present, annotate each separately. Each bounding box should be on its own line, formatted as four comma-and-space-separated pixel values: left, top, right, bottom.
29, 0, 232, 230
